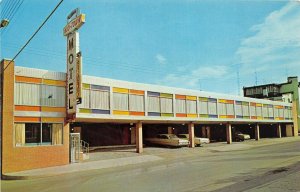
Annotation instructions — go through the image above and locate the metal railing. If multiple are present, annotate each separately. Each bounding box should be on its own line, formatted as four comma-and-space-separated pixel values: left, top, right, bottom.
80, 140, 89, 160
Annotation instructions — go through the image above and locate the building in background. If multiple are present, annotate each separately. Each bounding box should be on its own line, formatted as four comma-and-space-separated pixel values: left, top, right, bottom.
243, 76, 300, 132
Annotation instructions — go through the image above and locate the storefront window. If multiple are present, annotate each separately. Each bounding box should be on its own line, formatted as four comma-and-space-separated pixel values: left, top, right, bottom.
42, 123, 52, 144
25, 123, 41, 145
15, 123, 63, 147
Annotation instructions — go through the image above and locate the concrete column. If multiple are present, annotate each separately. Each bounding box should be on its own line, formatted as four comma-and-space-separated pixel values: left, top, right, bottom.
201, 126, 207, 137
130, 127, 136, 144
206, 126, 211, 139
286, 124, 293, 137
188, 123, 195, 148
226, 123, 232, 144
135, 122, 143, 153
167, 126, 173, 134
277, 124, 282, 138
255, 124, 260, 141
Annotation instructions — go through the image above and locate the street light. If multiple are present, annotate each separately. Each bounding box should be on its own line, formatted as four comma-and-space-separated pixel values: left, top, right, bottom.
0, 19, 9, 28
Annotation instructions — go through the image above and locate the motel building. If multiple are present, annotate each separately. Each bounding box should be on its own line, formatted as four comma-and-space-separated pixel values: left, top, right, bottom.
0, 10, 299, 177
0, 59, 298, 176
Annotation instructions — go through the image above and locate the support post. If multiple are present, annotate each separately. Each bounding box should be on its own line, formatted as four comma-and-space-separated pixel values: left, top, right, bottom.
135, 122, 143, 153
226, 123, 232, 144
277, 124, 282, 138
255, 124, 260, 141
188, 123, 195, 148
206, 126, 211, 139
167, 126, 173, 134
201, 126, 207, 137
130, 127, 136, 144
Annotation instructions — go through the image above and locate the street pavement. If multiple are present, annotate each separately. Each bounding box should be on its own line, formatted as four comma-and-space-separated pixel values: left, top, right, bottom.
1, 137, 300, 192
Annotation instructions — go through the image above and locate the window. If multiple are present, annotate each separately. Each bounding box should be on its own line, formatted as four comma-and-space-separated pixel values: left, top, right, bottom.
218, 103, 226, 115
15, 82, 65, 107
187, 100, 197, 114
176, 99, 186, 113
235, 103, 242, 116
129, 94, 144, 112
148, 96, 160, 112
199, 101, 208, 114
113, 93, 129, 111
15, 123, 63, 146
25, 123, 41, 145
160, 97, 173, 113
91, 90, 110, 110
208, 101, 217, 115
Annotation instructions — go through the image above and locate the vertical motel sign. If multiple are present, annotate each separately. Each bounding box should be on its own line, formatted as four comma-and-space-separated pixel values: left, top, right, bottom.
63, 9, 85, 116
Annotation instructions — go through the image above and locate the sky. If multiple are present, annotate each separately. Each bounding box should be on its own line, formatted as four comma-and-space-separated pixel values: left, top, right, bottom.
1, 0, 299, 95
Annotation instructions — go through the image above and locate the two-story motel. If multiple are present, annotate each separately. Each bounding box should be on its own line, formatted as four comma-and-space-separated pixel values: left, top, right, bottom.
0, 59, 298, 176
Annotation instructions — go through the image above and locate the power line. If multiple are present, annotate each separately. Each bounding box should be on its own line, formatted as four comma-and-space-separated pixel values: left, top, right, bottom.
6, 0, 23, 22
1, 0, 19, 19
3, 0, 64, 72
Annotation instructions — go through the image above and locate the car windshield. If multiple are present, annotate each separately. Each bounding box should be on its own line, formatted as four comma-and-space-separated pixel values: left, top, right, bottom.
169, 134, 178, 139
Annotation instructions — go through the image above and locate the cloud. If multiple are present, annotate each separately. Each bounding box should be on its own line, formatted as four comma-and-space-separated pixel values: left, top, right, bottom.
156, 54, 167, 65
236, 1, 300, 85
157, 65, 229, 89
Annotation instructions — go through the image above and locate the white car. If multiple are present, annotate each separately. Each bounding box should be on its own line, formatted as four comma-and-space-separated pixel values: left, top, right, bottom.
145, 134, 189, 147
177, 134, 210, 146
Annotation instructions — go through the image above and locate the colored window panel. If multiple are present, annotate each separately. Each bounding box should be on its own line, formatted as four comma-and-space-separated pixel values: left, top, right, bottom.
186, 100, 197, 114
91, 90, 110, 110
148, 96, 160, 112
113, 93, 129, 111
199, 101, 208, 114
160, 97, 173, 113
129, 94, 144, 112
176, 99, 186, 113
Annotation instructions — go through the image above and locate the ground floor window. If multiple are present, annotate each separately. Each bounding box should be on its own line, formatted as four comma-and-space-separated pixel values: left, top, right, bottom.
15, 123, 63, 146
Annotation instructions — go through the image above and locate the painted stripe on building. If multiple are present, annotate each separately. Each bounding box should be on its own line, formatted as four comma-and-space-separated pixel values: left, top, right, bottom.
91, 109, 110, 114
186, 96, 197, 101
91, 84, 110, 91
15, 116, 41, 122
176, 113, 187, 117
43, 79, 66, 87
187, 114, 197, 118
113, 110, 130, 115
161, 113, 173, 117
148, 112, 160, 116
15, 76, 42, 84
130, 111, 145, 116
15, 105, 41, 111
129, 89, 145, 95
175, 94, 186, 100
160, 93, 173, 98
113, 87, 129, 94
41, 117, 64, 123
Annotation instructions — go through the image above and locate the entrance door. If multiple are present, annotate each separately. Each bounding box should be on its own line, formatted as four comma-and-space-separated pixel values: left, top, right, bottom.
70, 133, 80, 163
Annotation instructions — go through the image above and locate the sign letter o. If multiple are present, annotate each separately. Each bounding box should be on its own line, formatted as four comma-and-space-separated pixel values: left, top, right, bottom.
69, 54, 74, 64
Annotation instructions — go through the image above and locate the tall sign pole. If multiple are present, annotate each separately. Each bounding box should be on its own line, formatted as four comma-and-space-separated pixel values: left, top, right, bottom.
63, 9, 85, 119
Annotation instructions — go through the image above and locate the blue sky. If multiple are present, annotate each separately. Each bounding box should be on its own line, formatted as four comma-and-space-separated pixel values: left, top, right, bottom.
1, 0, 299, 95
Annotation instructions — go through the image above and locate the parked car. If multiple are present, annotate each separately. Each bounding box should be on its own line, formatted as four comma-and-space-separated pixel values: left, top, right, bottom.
145, 134, 189, 147
234, 131, 251, 142
177, 134, 210, 146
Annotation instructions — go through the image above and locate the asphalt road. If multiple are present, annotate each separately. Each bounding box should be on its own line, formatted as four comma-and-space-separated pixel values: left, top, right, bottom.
2, 140, 300, 192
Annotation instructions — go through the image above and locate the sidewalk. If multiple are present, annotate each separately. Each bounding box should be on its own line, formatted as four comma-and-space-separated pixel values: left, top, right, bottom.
2, 155, 162, 180
3, 136, 300, 180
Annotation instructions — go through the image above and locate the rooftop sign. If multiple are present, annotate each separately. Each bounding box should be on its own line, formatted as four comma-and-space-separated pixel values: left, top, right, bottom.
63, 14, 85, 36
